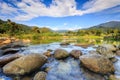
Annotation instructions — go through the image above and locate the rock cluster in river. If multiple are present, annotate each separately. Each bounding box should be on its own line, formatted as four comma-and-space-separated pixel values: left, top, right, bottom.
0, 43, 119, 80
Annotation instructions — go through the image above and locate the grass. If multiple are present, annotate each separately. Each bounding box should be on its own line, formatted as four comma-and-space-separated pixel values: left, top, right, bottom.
0, 33, 119, 45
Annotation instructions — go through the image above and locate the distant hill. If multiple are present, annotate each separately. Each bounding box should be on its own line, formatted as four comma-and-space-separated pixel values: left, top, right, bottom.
0, 19, 52, 34
90, 21, 120, 29
0, 19, 31, 34
54, 30, 68, 33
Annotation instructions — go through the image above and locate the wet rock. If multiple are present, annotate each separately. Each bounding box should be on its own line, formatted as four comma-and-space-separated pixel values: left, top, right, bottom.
0, 53, 22, 67
3, 54, 47, 75
45, 67, 51, 72
81, 67, 106, 80
109, 75, 120, 80
118, 45, 120, 50
109, 57, 118, 63
33, 71, 47, 80
43, 51, 51, 57
70, 50, 82, 59
0, 41, 27, 50
74, 43, 93, 48
13, 76, 21, 80
2, 48, 20, 55
80, 54, 115, 74
96, 44, 117, 58
60, 42, 70, 46
21, 76, 32, 80
0, 39, 11, 45
54, 49, 69, 59
89, 51, 99, 54
116, 50, 120, 56
47, 49, 53, 52
0, 49, 3, 56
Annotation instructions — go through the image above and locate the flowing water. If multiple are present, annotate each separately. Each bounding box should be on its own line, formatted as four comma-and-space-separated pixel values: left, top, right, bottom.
0, 43, 120, 80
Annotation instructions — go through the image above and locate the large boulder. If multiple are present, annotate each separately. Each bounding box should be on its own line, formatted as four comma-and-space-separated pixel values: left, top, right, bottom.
0, 53, 22, 67
3, 54, 47, 75
0, 41, 27, 50
33, 71, 47, 80
70, 50, 82, 59
80, 54, 115, 74
96, 44, 117, 58
54, 49, 69, 59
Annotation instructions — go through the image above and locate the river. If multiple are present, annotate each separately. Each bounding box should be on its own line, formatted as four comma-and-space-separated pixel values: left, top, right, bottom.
0, 43, 120, 80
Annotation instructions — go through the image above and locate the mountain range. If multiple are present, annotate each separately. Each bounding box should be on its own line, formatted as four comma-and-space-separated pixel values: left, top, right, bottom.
90, 21, 120, 29
0, 19, 120, 33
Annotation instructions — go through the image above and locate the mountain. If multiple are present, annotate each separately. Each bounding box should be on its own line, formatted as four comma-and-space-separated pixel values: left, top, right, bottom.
90, 21, 120, 29
0, 19, 32, 34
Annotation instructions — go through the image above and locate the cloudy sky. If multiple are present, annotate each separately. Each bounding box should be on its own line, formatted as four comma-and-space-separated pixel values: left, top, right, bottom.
0, 0, 120, 30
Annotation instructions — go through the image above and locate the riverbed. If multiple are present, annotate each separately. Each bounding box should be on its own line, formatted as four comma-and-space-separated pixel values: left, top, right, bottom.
0, 43, 120, 80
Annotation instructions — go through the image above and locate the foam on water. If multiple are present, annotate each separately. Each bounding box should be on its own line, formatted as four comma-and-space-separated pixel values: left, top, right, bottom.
20, 43, 95, 55
114, 56, 120, 75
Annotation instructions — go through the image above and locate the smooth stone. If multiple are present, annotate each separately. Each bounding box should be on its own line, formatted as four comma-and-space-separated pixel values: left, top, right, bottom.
80, 54, 115, 74
96, 44, 117, 58
33, 71, 47, 80
3, 54, 47, 75
0, 53, 22, 67
70, 50, 82, 59
54, 49, 69, 59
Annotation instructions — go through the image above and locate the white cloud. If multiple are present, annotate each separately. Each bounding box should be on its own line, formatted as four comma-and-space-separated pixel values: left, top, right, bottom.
0, 0, 120, 21
0, 2, 17, 14
82, 0, 120, 14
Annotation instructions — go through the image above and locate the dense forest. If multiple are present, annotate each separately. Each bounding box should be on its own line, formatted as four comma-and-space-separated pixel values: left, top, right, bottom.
0, 19, 120, 44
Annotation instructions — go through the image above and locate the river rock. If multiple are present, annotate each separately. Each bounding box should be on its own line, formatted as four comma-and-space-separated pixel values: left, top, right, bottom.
33, 71, 47, 80
54, 49, 69, 59
43, 51, 51, 57
80, 54, 115, 74
96, 44, 117, 58
21, 76, 32, 80
81, 67, 106, 80
3, 54, 47, 75
0, 41, 27, 50
116, 50, 120, 56
0, 50, 3, 56
47, 49, 53, 52
2, 48, 20, 55
0, 53, 22, 67
60, 42, 70, 46
74, 43, 93, 48
109, 57, 118, 63
70, 50, 82, 59
109, 75, 120, 80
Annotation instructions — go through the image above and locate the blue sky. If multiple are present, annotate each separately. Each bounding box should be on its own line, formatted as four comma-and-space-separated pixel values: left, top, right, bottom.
0, 0, 120, 30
